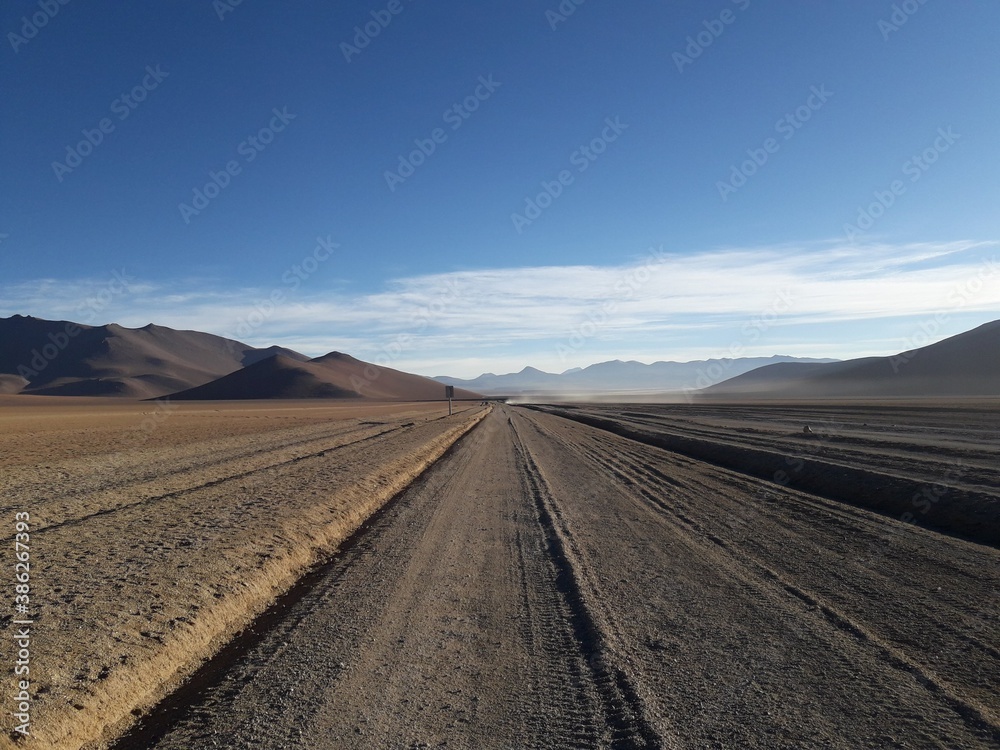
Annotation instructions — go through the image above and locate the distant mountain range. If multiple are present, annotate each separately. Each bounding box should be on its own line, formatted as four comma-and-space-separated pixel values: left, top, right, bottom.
0, 314, 306, 399
0, 315, 478, 401
3, 314, 998, 401
434, 356, 839, 396
170, 352, 482, 401
703, 319, 1000, 399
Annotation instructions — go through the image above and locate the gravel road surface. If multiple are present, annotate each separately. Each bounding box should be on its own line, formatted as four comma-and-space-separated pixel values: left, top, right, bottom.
132, 405, 1000, 749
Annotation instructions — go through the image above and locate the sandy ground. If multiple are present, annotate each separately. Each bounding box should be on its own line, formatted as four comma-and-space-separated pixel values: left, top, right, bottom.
117, 405, 999, 749
0, 398, 487, 749
532, 401, 1000, 545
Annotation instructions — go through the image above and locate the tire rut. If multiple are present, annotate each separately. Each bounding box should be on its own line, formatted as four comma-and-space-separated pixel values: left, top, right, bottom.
530, 405, 1000, 545
520, 407, 1000, 742
509, 412, 668, 749
108, 417, 475, 750
130, 407, 610, 750
575, 426, 1000, 670
32, 424, 405, 535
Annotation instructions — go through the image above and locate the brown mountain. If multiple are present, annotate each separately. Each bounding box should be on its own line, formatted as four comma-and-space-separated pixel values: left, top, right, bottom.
168, 351, 482, 401
0, 315, 308, 399
705, 320, 1000, 398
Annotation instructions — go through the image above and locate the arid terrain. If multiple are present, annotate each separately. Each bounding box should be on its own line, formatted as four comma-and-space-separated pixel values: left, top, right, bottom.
2, 398, 998, 749
0, 397, 487, 749
6, 1, 999, 746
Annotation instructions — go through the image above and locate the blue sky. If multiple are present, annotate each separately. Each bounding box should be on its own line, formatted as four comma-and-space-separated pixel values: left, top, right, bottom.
2, 0, 998, 378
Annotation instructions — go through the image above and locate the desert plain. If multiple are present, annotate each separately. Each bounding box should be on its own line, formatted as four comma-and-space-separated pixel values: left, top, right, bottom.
1, 396, 998, 749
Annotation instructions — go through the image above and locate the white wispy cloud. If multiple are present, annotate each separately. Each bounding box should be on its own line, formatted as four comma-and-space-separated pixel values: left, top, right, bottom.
1, 240, 997, 377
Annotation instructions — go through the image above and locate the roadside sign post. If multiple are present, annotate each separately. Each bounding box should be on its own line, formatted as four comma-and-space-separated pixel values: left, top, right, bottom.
445, 385, 454, 415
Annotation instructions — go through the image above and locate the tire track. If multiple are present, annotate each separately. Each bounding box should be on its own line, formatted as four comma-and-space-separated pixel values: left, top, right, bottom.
32, 423, 405, 535
2, 405, 481, 517
1, 418, 397, 519
554, 404, 1000, 504
0, 407, 489, 750
517, 406, 1000, 744
131, 407, 611, 750
592, 432, 1000, 738
509, 412, 668, 749
108, 414, 480, 750
23, 400, 995, 748
533, 405, 1000, 546
565, 422, 1000, 671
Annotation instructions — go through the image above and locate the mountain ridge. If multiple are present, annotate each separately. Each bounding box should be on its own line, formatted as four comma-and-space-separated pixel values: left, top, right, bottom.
0, 315, 481, 401
0, 315, 308, 399
703, 320, 1000, 398
435, 355, 839, 395
167, 353, 482, 401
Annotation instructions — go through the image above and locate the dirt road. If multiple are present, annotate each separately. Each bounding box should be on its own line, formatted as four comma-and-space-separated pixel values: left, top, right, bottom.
132, 405, 1000, 749
0, 401, 487, 750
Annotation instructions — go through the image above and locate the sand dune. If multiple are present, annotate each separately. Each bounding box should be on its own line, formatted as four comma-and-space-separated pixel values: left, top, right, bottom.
169, 351, 483, 401
706, 319, 1000, 398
